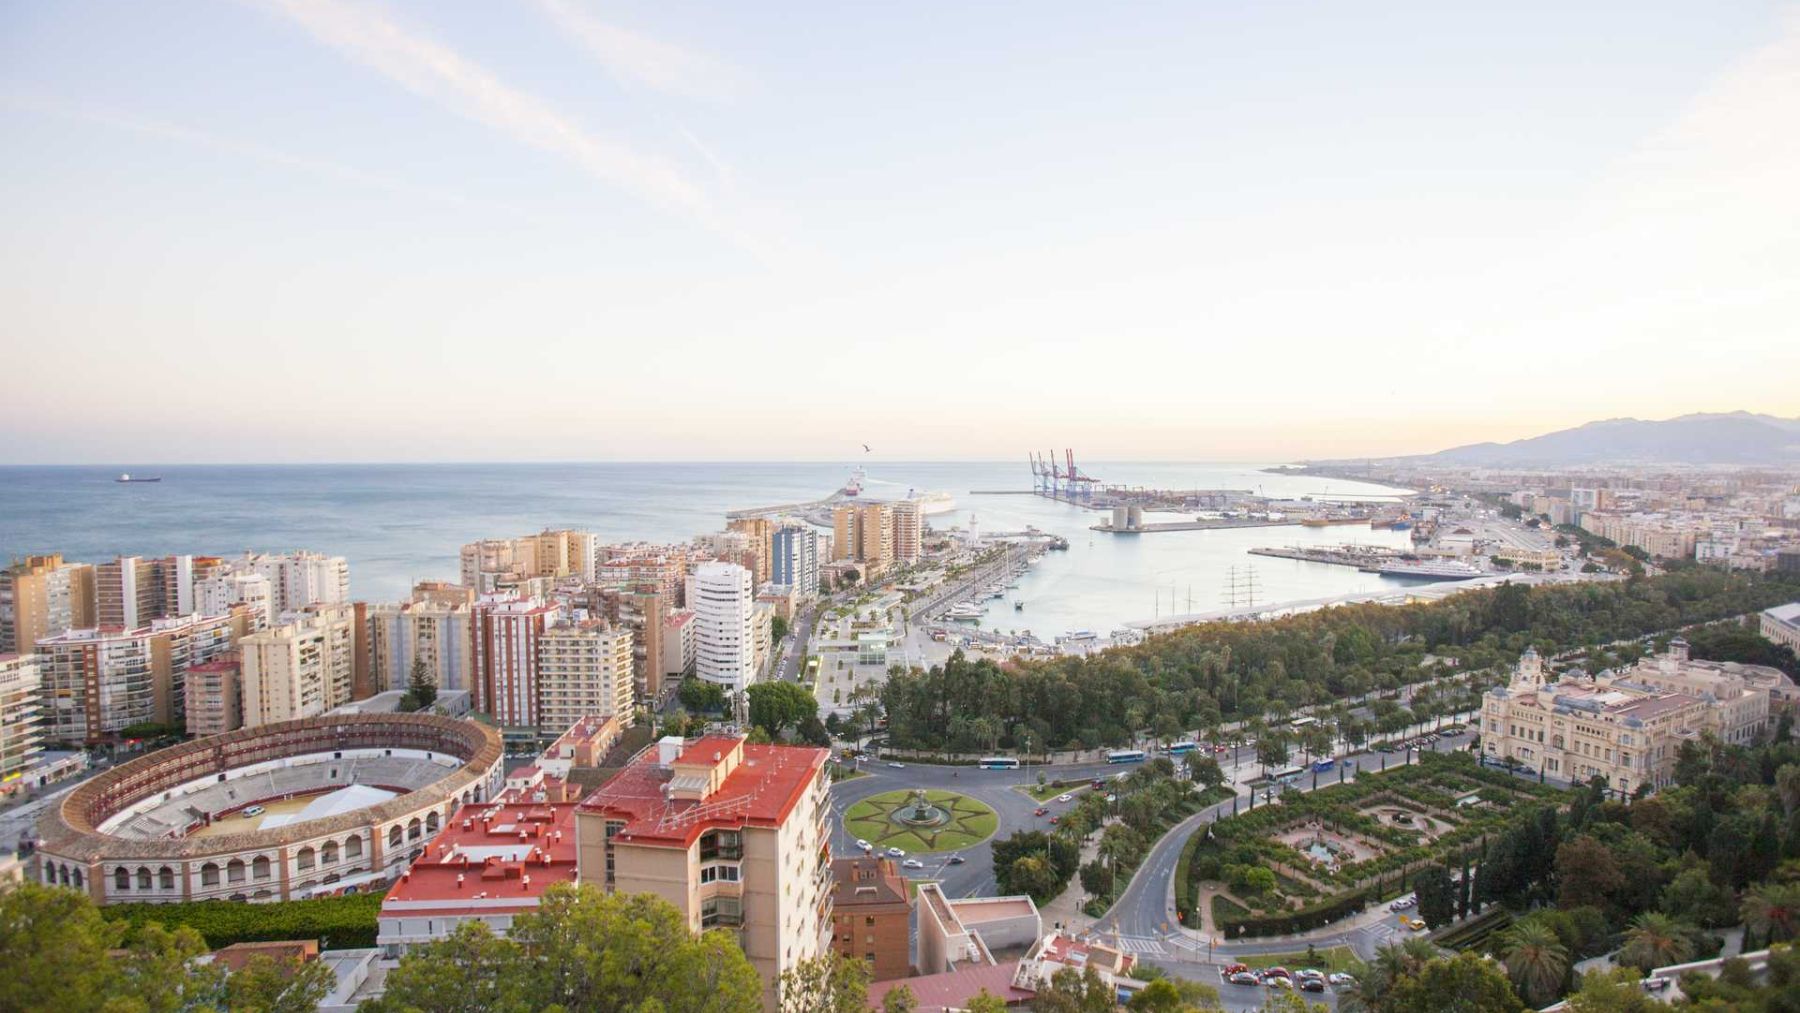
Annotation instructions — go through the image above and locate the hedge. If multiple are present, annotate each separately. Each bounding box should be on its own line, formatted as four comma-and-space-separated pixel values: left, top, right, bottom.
101, 892, 384, 950
1219, 885, 1374, 938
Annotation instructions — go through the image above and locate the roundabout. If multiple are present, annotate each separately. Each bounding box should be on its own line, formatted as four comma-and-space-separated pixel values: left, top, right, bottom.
844, 788, 998, 853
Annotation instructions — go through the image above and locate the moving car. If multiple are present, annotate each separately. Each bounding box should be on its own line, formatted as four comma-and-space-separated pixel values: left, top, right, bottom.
947, 854, 966, 865
886, 847, 906, 858
1389, 896, 1417, 911
1401, 916, 1428, 931
887, 762, 905, 769
1056, 793, 1074, 803
902, 858, 924, 869
1049, 816, 1060, 825
856, 839, 872, 852
1034, 806, 1049, 817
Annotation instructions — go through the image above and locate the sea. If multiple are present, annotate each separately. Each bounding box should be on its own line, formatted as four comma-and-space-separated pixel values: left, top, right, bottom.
0, 461, 1421, 639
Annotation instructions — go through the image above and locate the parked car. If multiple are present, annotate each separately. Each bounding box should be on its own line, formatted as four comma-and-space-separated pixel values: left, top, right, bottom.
1295, 969, 1324, 980
1265, 976, 1293, 989
1328, 973, 1356, 986
856, 839, 872, 852
886, 847, 906, 858
241, 805, 265, 818
1300, 979, 1327, 993
1222, 964, 1248, 976
1056, 793, 1074, 803
902, 858, 924, 869
1227, 972, 1259, 986
1259, 968, 1290, 981
1642, 977, 1672, 992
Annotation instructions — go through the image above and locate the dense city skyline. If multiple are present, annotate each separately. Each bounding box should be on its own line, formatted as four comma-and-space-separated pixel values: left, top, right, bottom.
4, 2, 1798, 462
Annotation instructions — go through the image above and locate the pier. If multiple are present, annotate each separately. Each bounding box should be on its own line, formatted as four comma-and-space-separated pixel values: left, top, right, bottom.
1092, 518, 1296, 534
1246, 544, 1402, 571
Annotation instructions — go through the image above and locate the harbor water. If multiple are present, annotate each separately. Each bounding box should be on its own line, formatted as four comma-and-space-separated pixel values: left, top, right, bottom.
0, 461, 1418, 638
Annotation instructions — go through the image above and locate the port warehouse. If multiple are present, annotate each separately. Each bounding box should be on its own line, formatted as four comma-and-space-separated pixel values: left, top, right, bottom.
33, 713, 504, 904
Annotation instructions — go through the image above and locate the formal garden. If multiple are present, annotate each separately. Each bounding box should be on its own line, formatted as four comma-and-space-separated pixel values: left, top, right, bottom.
843, 788, 999, 853
1179, 752, 1570, 936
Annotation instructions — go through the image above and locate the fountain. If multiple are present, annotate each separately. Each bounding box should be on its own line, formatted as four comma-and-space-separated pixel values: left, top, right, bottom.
891, 789, 953, 830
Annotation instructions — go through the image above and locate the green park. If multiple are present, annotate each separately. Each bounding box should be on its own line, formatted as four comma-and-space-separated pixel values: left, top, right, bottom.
843, 789, 999, 853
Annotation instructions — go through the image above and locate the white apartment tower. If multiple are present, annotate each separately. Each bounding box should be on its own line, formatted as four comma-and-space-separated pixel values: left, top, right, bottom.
688, 562, 756, 695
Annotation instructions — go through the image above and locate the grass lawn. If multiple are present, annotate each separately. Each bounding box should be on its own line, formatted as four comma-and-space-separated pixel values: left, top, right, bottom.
1018, 781, 1086, 802
843, 789, 999, 853
1237, 946, 1360, 974
1212, 894, 1252, 923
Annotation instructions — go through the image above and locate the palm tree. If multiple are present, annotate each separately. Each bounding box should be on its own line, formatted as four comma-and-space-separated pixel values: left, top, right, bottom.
1743, 882, 1800, 944
1500, 918, 1570, 1008
1619, 912, 1695, 972
1336, 938, 1437, 1013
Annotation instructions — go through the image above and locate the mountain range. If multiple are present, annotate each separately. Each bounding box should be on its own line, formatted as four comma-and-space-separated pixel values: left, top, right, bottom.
1373, 412, 1800, 467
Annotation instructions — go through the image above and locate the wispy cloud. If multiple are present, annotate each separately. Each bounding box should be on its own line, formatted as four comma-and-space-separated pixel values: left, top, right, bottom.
531, 0, 744, 100
257, 0, 712, 219
1, 91, 480, 210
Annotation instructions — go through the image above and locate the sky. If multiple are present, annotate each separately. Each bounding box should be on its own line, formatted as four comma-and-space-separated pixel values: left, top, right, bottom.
2, 1, 1797, 464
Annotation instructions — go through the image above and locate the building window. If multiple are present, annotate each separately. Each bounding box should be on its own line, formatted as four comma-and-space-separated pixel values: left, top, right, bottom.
159, 867, 175, 890
253, 856, 271, 880
297, 847, 315, 871
115, 868, 130, 892
346, 836, 364, 859
201, 863, 219, 886
699, 830, 743, 862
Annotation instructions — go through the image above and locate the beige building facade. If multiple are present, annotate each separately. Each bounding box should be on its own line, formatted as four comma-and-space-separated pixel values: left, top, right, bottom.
1, 554, 96, 656
537, 621, 635, 736
240, 605, 358, 728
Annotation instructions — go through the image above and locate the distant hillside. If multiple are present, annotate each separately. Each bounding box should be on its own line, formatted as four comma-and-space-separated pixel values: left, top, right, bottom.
1402, 412, 1800, 466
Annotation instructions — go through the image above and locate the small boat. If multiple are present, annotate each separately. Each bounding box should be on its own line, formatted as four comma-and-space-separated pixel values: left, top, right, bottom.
1013, 600, 1024, 611
115, 473, 162, 483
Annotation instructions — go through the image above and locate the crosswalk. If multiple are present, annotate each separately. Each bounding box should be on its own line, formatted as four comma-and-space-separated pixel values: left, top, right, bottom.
1112, 936, 1169, 956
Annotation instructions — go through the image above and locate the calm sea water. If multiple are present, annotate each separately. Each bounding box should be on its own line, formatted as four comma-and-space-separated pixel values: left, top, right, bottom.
0, 462, 1417, 638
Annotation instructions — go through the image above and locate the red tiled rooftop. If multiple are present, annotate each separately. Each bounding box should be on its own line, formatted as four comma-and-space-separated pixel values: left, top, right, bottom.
576, 738, 827, 849
380, 788, 579, 913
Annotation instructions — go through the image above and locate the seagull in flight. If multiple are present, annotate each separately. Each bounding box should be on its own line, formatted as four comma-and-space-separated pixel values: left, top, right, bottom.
863, 444, 871, 453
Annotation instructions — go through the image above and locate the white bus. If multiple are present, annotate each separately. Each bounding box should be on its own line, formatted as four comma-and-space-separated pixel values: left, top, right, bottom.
1107, 749, 1147, 764
1290, 716, 1318, 729
977, 756, 1021, 770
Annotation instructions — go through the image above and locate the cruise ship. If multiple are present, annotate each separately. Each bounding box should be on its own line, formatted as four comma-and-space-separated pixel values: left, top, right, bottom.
1377, 559, 1485, 581
913, 490, 957, 515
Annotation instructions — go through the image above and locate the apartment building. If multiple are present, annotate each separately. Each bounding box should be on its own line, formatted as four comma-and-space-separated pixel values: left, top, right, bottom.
368, 597, 474, 695
460, 530, 597, 594
233, 551, 350, 614
471, 596, 557, 733
37, 613, 238, 742
0, 653, 43, 798
537, 621, 635, 737
889, 500, 923, 566
830, 857, 912, 980
1479, 645, 1779, 795
195, 571, 275, 628
1, 554, 96, 655
831, 504, 895, 574
725, 518, 776, 588
663, 609, 696, 680
771, 524, 821, 599
688, 563, 755, 695
183, 654, 242, 737
239, 605, 359, 728
597, 548, 688, 605
96, 556, 162, 629
574, 735, 832, 1007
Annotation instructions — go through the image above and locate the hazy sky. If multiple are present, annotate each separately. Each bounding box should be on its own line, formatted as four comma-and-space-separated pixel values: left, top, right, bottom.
2, 1, 1797, 464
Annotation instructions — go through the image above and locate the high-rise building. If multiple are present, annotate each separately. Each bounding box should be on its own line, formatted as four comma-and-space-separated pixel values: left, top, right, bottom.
0, 653, 44, 798
239, 605, 359, 728
829, 505, 894, 573
771, 524, 821, 598
461, 530, 597, 594
96, 556, 161, 630
663, 609, 696, 680
184, 654, 242, 737
369, 597, 474, 695
37, 613, 238, 742
195, 571, 275, 627
231, 551, 350, 614
537, 621, 635, 736
575, 586, 668, 706
687, 563, 755, 695
597, 548, 689, 604
725, 518, 775, 588
471, 596, 557, 732
0, 554, 96, 655
574, 735, 832, 1008
889, 500, 923, 566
